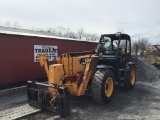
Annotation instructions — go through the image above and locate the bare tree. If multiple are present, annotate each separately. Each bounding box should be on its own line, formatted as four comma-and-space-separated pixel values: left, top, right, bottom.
30, 26, 35, 31
56, 26, 65, 36
132, 40, 140, 56
132, 38, 150, 57
84, 33, 91, 41
64, 28, 71, 37
90, 33, 99, 41
77, 28, 85, 39
138, 37, 149, 51
139, 38, 150, 58
4, 21, 11, 27
51, 28, 57, 35
46, 27, 52, 33
13, 22, 21, 28
37, 28, 45, 32
68, 32, 77, 39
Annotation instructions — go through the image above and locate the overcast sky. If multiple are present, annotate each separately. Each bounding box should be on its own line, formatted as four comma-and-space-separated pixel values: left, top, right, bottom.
0, 0, 160, 44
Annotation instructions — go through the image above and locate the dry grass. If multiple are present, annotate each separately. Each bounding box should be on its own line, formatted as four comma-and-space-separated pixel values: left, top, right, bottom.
142, 55, 160, 64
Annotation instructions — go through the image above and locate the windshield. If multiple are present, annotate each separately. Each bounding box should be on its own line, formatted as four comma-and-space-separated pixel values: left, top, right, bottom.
97, 36, 118, 55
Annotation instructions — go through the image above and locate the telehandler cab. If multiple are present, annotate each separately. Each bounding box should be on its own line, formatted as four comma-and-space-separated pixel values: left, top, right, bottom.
27, 33, 136, 116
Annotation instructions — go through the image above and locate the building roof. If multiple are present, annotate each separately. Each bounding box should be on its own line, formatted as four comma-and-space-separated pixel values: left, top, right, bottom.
0, 26, 98, 43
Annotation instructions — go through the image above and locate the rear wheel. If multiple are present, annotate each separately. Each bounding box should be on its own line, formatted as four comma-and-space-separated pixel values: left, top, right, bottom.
91, 69, 115, 104
123, 65, 136, 90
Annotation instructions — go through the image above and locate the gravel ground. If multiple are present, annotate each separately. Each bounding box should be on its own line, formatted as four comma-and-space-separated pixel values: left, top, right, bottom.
0, 82, 160, 120
0, 89, 27, 111
0, 57, 160, 120
131, 56, 160, 83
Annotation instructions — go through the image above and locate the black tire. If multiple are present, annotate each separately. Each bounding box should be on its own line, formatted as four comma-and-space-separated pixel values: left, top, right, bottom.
124, 65, 136, 90
91, 69, 115, 104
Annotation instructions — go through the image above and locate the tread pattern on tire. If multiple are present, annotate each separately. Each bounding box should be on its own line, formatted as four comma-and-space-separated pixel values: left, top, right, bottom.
91, 69, 115, 104
124, 65, 136, 90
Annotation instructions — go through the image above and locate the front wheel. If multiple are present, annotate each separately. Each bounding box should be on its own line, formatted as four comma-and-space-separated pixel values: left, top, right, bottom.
123, 65, 136, 90
91, 69, 115, 104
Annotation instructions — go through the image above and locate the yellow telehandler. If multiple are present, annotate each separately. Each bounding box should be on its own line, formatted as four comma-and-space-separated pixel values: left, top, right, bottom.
27, 33, 136, 116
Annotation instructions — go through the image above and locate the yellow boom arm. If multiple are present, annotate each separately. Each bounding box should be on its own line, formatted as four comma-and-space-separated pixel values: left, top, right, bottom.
39, 54, 49, 78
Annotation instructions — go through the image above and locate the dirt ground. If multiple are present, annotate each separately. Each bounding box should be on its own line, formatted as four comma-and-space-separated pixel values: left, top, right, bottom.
0, 57, 160, 120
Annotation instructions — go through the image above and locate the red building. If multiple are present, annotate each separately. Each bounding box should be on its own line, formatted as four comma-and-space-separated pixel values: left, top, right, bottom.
0, 27, 98, 85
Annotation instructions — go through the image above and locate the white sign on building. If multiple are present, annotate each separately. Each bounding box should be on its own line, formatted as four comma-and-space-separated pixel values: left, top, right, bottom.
34, 45, 58, 62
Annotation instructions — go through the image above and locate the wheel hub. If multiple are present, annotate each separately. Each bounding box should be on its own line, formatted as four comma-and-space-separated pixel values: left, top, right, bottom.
130, 71, 136, 85
105, 77, 114, 97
